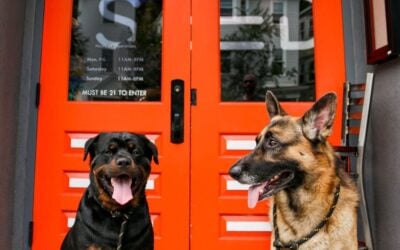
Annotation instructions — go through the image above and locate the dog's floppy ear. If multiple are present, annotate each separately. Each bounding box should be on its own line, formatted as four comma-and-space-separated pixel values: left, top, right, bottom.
302, 92, 337, 142
83, 135, 99, 161
137, 134, 159, 165
146, 140, 159, 165
265, 91, 287, 118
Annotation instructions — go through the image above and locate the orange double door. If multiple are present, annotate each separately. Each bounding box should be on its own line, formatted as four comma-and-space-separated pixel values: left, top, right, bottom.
33, 0, 345, 249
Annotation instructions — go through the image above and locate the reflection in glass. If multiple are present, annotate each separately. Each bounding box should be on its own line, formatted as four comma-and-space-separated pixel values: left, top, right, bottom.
69, 0, 162, 101
220, 0, 315, 102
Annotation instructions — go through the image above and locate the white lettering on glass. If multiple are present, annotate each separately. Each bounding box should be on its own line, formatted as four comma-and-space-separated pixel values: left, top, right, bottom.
96, 0, 141, 50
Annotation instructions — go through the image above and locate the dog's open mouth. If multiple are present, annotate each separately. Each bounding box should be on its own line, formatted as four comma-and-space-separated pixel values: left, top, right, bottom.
247, 170, 295, 208
100, 174, 137, 205
111, 174, 135, 205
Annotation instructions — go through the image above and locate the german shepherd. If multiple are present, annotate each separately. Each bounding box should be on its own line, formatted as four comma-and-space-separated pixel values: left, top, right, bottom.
229, 91, 359, 249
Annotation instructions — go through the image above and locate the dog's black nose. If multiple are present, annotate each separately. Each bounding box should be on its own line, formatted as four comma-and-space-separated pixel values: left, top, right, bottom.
116, 157, 132, 168
229, 165, 242, 179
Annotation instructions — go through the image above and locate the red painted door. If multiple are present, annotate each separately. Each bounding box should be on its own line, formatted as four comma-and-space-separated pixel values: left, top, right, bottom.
190, 0, 345, 249
34, 0, 346, 249
33, 0, 190, 249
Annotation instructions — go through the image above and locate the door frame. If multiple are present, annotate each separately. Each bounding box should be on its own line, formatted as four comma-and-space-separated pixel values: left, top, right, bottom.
12, 0, 349, 249
11, 0, 44, 249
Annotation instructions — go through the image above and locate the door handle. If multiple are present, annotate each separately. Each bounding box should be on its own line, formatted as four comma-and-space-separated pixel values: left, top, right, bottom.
171, 79, 184, 143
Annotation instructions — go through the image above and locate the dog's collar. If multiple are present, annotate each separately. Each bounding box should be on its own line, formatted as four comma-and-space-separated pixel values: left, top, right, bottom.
92, 192, 132, 250
110, 209, 132, 219
273, 184, 341, 250
116, 213, 130, 250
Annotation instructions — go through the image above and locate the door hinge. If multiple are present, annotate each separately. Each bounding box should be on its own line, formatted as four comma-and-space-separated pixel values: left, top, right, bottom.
28, 221, 33, 247
190, 88, 197, 106
35, 82, 40, 108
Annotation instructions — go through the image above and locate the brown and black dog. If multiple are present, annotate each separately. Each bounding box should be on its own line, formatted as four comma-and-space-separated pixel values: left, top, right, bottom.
61, 132, 158, 250
229, 91, 359, 249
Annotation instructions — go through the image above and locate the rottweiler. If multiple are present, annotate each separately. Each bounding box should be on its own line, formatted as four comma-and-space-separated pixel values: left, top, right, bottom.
61, 132, 158, 250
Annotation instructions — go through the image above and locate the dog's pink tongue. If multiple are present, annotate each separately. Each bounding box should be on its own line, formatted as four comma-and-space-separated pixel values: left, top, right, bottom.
111, 177, 133, 205
248, 185, 264, 208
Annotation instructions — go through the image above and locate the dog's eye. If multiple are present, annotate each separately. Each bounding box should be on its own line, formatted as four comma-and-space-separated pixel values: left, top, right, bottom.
108, 143, 118, 153
266, 137, 279, 148
127, 143, 139, 155
127, 143, 135, 150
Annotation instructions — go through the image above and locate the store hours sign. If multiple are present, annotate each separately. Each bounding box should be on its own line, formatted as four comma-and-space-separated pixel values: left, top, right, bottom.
68, 0, 162, 101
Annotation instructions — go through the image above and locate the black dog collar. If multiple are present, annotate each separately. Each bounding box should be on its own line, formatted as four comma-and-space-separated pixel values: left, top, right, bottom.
273, 185, 341, 249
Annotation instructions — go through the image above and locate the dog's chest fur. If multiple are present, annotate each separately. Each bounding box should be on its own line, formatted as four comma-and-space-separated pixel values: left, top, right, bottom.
272, 183, 359, 250
63, 189, 154, 250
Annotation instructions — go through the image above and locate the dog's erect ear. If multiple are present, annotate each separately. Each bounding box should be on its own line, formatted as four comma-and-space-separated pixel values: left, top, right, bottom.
302, 92, 337, 142
265, 91, 287, 118
137, 134, 159, 165
83, 135, 98, 161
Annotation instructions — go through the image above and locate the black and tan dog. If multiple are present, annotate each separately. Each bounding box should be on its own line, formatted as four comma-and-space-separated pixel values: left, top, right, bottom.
61, 132, 158, 250
229, 91, 359, 249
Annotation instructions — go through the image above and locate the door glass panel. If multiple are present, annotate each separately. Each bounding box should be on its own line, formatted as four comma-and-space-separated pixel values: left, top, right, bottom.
220, 0, 315, 102
69, 0, 162, 101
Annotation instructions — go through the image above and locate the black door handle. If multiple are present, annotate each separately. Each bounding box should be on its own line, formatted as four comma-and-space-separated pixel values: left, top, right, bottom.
171, 79, 184, 143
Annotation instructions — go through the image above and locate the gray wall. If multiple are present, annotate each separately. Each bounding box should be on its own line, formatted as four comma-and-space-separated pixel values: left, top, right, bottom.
0, 0, 27, 249
369, 58, 400, 249
343, 0, 400, 249
0, 0, 42, 249
12, 0, 43, 248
